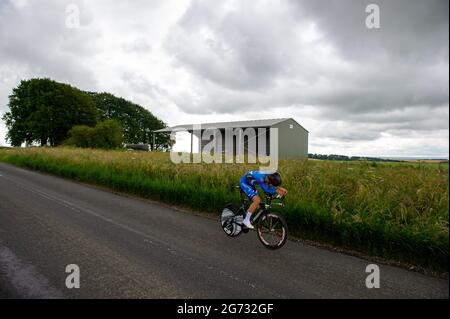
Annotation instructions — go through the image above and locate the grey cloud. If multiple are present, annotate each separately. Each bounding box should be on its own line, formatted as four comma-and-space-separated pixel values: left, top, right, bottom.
342, 106, 449, 128
121, 71, 170, 103
326, 106, 449, 134
0, 0, 99, 90
327, 130, 382, 142
291, 0, 449, 63
122, 38, 153, 53
165, 0, 303, 90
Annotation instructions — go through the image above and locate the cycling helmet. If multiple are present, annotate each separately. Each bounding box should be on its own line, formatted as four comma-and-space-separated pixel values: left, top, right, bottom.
267, 172, 282, 186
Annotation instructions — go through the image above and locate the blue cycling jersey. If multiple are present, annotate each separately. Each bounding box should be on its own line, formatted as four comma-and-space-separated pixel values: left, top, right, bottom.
239, 170, 277, 199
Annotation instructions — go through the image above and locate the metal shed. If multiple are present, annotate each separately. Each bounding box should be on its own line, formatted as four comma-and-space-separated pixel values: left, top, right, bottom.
153, 118, 308, 159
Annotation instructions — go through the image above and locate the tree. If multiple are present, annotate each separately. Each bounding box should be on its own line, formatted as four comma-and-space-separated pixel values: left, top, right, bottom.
63, 125, 94, 148
65, 119, 123, 149
90, 119, 124, 149
88, 92, 172, 150
2, 78, 98, 146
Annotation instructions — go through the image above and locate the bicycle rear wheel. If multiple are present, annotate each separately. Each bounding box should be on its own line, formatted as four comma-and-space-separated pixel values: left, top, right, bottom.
220, 204, 244, 237
257, 212, 288, 249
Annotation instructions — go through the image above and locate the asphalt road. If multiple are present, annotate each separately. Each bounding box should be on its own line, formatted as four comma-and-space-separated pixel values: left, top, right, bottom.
0, 162, 447, 298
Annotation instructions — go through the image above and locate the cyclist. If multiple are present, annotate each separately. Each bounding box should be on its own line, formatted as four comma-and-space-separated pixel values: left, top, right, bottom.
239, 171, 288, 229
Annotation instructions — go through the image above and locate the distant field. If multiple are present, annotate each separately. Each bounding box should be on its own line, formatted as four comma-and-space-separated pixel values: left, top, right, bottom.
0, 147, 448, 272
402, 159, 449, 164
322, 159, 449, 169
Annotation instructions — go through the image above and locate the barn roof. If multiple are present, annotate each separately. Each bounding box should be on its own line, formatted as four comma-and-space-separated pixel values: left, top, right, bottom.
154, 118, 308, 133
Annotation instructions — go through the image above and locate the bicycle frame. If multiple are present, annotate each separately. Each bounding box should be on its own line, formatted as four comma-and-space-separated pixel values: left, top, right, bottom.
238, 188, 284, 224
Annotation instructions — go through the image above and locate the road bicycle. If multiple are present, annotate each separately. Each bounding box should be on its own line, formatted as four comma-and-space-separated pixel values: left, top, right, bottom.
220, 186, 288, 249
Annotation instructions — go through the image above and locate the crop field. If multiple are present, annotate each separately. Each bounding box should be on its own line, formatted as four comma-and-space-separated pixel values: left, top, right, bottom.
0, 147, 448, 272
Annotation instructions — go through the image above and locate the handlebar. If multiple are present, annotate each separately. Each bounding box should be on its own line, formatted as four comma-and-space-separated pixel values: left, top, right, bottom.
236, 185, 286, 207
265, 192, 285, 200
264, 192, 285, 207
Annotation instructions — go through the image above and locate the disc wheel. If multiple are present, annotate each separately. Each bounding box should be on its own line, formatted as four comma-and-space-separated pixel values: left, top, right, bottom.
220, 204, 244, 237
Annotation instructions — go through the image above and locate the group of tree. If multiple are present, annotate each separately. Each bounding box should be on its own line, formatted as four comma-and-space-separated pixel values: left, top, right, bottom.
2, 78, 172, 149
308, 153, 400, 162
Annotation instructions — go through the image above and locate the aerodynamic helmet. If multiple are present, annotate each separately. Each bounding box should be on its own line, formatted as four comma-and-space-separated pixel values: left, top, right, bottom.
267, 172, 282, 186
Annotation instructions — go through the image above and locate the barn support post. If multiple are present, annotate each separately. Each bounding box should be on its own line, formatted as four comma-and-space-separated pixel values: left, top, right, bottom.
152, 132, 155, 151
190, 130, 193, 154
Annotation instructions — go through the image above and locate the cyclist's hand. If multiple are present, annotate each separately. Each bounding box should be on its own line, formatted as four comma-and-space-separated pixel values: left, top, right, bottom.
277, 187, 288, 197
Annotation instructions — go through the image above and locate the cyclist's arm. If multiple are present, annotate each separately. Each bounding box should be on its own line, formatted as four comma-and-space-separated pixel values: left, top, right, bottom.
260, 182, 277, 195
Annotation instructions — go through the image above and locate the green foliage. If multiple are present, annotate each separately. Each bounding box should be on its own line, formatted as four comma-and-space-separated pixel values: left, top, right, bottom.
2, 78, 98, 146
64, 125, 94, 148
0, 147, 447, 272
65, 120, 123, 149
2, 78, 172, 149
88, 92, 172, 149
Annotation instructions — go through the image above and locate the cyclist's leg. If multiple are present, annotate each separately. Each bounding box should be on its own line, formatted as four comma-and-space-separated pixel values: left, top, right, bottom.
239, 179, 258, 208
239, 179, 259, 228
247, 195, 261, 213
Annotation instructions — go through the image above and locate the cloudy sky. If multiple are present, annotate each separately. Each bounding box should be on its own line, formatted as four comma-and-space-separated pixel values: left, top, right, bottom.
0, 0, 448, 157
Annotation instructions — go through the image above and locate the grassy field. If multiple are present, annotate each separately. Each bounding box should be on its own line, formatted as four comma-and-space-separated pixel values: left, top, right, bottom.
0, 147, 448, 272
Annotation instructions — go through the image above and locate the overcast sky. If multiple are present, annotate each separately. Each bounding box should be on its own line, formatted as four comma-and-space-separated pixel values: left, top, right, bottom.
0, 0, 448, 157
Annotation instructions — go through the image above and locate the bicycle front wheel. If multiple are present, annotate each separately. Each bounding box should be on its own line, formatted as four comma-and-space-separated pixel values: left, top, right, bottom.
257, 213, 288, 249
